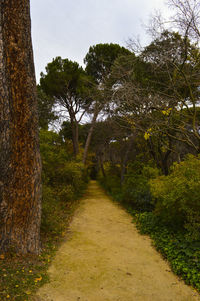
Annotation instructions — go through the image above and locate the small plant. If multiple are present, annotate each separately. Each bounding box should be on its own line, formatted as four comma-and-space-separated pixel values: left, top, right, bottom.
122, 164, 157, 212
150, 154, 200, 240
135, 211, 200, 291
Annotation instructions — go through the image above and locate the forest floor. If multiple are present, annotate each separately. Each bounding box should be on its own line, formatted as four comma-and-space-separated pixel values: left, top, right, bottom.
34, 181, 200, 301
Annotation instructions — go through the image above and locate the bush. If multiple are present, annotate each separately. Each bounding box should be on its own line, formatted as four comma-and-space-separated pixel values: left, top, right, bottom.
135, 212, 200, 291
122, 163, 160, 212
40, 130, 88, 240
98, 161, 159, 211
98, 163, 122, 201
56, 161, 87, 197
0, 130, 89, 300
150, 154, 200, 240
57, 185, 75, 202
41, 184, 65, 238
40, 129, 88, 200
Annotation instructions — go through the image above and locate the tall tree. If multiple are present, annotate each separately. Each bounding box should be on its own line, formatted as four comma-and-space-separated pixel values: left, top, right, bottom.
108, 32, 200, 159
84, 43, 131, 83
0, 0, 42, 254
82, 43, 131, 164
40, 57, 91, 157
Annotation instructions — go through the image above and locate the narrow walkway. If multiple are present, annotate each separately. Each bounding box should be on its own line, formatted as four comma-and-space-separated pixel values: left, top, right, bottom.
36, 181, 199, 301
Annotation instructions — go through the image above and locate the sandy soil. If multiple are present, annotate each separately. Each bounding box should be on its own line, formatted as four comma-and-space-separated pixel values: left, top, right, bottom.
35, 181, 200, 301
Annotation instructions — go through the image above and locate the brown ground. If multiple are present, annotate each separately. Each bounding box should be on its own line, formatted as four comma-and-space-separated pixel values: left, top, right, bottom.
35, 181, 200, 301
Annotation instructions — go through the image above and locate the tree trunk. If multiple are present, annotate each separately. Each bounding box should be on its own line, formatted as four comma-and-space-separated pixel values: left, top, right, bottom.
99, 154, 106, 178
71, 119, 79, 157
147, 139, 162, 172
83, 109, 99, 165
159, 148, 171, 176
0, 0, 42, 254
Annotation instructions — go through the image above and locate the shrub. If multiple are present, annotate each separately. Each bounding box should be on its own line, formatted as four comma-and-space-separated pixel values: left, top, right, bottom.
40, 129, 88, 200
57, 185, 75, 202
40, 129, 88, 240
135, 211, 200, 291
98, 163, 122, 200
150, 154, 200, 240
122, 163, 160, 212
56, 161, 87, 196
41, 184, 63, 237
98, 160, 160, 211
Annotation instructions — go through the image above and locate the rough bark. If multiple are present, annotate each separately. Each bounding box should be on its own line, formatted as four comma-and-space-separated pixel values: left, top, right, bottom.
0, 0, 42, 254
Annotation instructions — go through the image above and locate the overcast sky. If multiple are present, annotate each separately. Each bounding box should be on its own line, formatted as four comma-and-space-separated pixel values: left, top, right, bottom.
30, 0, 170, 82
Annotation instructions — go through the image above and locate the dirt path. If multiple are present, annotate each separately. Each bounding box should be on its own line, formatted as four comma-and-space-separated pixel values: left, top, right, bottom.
36, 181, 200, 301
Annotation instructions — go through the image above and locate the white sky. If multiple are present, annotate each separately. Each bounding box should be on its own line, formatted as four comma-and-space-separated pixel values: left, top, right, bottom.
30, 0, 170, 83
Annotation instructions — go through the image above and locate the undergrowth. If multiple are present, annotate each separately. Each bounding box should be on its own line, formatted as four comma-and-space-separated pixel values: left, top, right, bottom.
98, 157, 200, 293
0, 191, 81, 301
0, 130, 88, 300
134, 212, 200, 291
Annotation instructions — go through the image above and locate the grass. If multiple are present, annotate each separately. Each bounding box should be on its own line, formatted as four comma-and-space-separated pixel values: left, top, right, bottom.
0, 191, 81, 301
0, 252, 48, 300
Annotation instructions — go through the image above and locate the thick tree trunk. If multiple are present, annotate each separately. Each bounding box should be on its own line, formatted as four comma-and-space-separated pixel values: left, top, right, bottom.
83, 109, 99, 165
0, 0, 42, 254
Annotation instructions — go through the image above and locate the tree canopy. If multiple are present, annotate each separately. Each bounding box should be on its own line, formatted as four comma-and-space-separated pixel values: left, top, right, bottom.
84, 43, 131, 83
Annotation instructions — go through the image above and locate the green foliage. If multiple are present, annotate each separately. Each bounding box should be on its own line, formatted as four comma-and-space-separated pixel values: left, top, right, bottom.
39, 129, 88, 256
40, 57, 90, 102
37, 86, 57, 130
40, 130, 69, 185
98, 160, 159, 211
0, 129, 88, 299
150, 154, 200, 240
84, 43, 131, 82
98, 163, 122, 201
56, 161, 87, 197
0, 180, 81, 300
122, 163, 160, 212
41, 184, 69, 237
142, 30, 199, 97
60, 121, 89, 147
40, 129, 88, 198
135, 212, 200, 291
109, 54, 152, 91
0, 253, 49, 301
99, 156, 200, 292
0, 120, 89, 299
40, 57, 94, 156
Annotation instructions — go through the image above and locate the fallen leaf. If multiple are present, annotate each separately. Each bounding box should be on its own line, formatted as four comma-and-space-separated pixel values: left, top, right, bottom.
35, 276, 42, 282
